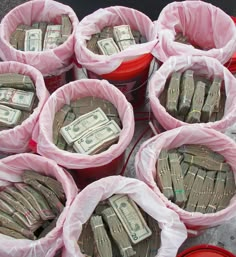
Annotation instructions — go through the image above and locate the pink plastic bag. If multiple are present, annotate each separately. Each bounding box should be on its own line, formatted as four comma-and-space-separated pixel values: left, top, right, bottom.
0, 0, 79, 76
75, 6, 158, 75
149, 55, 236, 132
0, 61, 49, 154
32, 79, 134, 169
62, 176, 187, 257
135, 126, 236, 234
0, 153, 78, 257
152, 1, 236, 64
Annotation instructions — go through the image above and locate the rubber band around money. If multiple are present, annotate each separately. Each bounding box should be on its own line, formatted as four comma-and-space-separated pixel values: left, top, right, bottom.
208, 204, 217, 210
94, 224, 104, 228
189, 109, 201, 115
175, 189, 185, 194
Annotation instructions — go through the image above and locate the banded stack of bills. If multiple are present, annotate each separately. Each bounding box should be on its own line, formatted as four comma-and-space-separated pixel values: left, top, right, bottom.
0, 104, 22, 127
0, 170, 65, 240
87, 24, 146, 55
156, 144, 236, 214
78, 194, 158, 257
10, 14, 72, 51
160, 71, 226, 124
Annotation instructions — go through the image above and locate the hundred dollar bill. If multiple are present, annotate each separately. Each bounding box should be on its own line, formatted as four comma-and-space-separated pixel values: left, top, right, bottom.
117, 39, 136, 51
78, 220, 94, 257
73, 119, 121, 155
24, 29, 42, 51
0, 88, 35, 111
97, 38, 120, 56
113, 25, 136, 50
108, 194, 152, 244
15, 25, 33, 51
0, 73, 35, 91
0, 104, 21, 127
60, 107, 109, 146
43, 25, 62, 50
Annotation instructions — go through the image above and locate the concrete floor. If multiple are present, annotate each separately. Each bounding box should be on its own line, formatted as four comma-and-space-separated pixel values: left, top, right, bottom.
0, 0, 236, 256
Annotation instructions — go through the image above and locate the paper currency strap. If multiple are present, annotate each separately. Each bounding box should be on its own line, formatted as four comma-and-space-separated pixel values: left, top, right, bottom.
0, 73, 38, 130
156, 145, 236, 213
78, 194, 161, 257
53, 96, 122, 155
86, 24, 147, 55
0, 170, 65, 240
159, 70, 225, 124
9, 14, 72, 52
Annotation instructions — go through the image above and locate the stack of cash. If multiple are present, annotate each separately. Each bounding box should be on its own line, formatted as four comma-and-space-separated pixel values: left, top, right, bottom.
174, 32, 203, 50
10, 14, 72, 51
0, 170, 65, 240
78, 194, 160, 257
160, 70, 226, 123
53, 96, 122, 154
155, 144, 236, 213
0, 73, 38, 131
87, 24, 147, 55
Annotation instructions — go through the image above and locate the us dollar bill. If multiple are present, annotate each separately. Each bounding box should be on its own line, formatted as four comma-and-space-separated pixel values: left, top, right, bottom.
73, 119, 121, 155
43, 25, 62, 50
97, 38, 120, 55
0, 73, 35, 91
24, 29, 42, 51
0, 88, 35, 111
0, 104, 21, 127
113, 25, 136, 50
60, 107, 109, 145
61, 14, 72, 42
108, 194, 152, 244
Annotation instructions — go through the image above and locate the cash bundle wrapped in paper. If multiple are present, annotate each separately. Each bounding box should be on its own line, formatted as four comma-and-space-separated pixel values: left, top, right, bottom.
53, 96, 122, 154
0, 73, 38, 130
155, 144, 236, 213
87, 24, 147, 55
10, 14, 72, 52
0, 170, 65, 240
78, 194, 161, 257
160, 70, 226, 123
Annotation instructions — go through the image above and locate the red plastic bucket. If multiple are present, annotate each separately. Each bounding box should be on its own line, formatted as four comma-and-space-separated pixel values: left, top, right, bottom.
70, 152, 125, 189
178, 245, 236, 257
87, 53, 153, 107
225, 16, 236, 73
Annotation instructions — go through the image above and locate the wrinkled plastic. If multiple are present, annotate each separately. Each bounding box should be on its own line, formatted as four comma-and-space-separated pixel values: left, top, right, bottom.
32, 79, 134, 169
0, 153, 78, 257
149, 55, 236, 132
135, 126, 236, 231
152, 1, 236, 64
0, 61, 49, 154
62, 175, 187, 257
75, 6, 158, 75
0, 0, 79, 76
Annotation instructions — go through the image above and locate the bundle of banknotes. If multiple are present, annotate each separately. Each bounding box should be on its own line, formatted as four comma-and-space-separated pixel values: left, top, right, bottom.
156, 144, 236, 213
0, 73, 38, 130
10, 14, 72, 51
53, 96, 122, 154
78, 194, 161, 257
0, 170, 65, 239
174, 32, 203, 50
86, 24, 147, 55
159, 70, 225, 123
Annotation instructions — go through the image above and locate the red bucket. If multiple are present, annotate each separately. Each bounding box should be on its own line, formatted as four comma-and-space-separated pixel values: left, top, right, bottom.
225, 16, 236, 74
87, 53, 153, 107
70, 152, 125, 189
178, 244, 236, 257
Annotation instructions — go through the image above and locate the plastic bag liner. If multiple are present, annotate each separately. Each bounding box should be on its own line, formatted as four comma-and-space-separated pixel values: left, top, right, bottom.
0, 153, 78, 257
135, 126, 236, 234
152, 1, 236, 64
32, 79, 134, 169
149, 55, 236, 132
62, 175, 187, 257
0, 0, 79, 76
75, 6, 158, 75
0, 61, 49, 154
